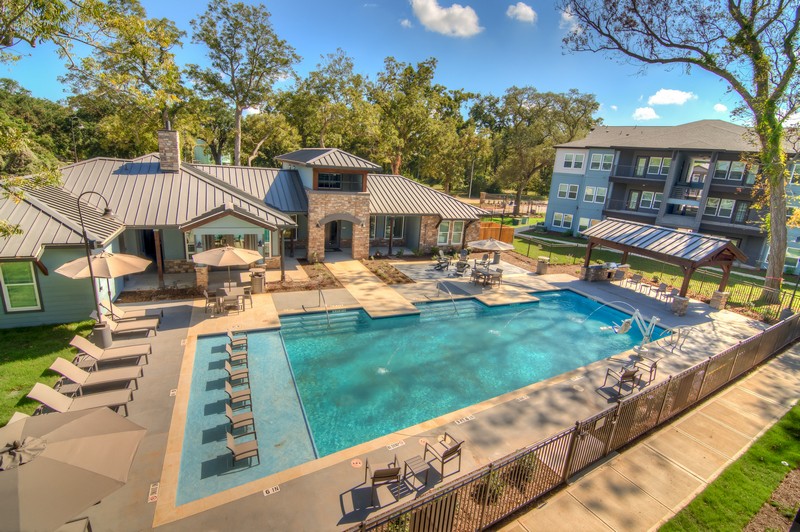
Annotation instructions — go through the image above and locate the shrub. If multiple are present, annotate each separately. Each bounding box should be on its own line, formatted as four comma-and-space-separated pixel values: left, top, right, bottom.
472, 470, 505, 505
504, 453, 538, 490
395, 249, 404, 258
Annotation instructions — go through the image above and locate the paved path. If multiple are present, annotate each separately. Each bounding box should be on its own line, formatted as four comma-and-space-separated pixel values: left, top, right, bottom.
323, 259, 419, 318
499, 344, 800, 532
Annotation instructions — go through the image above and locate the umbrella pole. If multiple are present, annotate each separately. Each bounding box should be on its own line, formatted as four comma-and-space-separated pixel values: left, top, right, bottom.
106, 278, 114, 319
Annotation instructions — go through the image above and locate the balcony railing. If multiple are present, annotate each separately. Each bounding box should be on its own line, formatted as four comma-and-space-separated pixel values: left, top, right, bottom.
603, 199, 658, 216
611, 164, 668, 179
669, 186, 703, 200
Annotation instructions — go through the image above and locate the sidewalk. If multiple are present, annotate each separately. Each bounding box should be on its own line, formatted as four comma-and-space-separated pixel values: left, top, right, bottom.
499, 344, 800, 532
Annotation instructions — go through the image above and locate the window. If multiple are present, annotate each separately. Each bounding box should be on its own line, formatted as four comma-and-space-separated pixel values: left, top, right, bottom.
640, 191, 655, 209
384, 217, 404, 239
369, 216, 376, 238
0, 262, 41, 312
578, 217, 591, 231
583, 186, 595, 203
552, 213, 564, 227
563, 153, 584, 169
728, 161, 745, 181
185, 232, 196, 258
285, 214, 298, 241
746, 163, 759, 185
583, 186, 606, 204
653, 192, 663, 209
647, 157, 662, 175
660, 158, 672, 175
713, 160, 731, 179
437, 222, 450, 245
791, 164, 800, 184
704, 197, 720, 216
627, 191, 640, 210
567, 184, 578, 199
558, 183, 578, 199
317, 172, 364, 192
451, 221, 464, 244
635, 157, 647, 177
734, 202, 749, 223
590, 153, 613, 171
557, 183, 569, 198
562, 214, 573, 229
718, 199, 735, 218
317, 172, 341, 189
594, 187, 607, 204
261, 230, 272, 257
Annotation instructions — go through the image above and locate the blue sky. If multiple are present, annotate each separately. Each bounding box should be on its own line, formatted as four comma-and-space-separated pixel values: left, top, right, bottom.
2, 0, 743, 126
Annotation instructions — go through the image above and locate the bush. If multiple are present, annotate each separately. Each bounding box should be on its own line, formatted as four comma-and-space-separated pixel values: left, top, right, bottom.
504, 453, 537, 490
395, 249, 404, 258
472, 470, 505, 505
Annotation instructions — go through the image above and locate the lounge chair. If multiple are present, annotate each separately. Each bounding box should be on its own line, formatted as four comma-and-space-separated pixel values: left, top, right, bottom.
224, 360, 249, 385
91, 312, 158, 337
27, 382, 133, 416
364, 454, 401, 507
49, 357, 142, 394
224, 380, 251, 407
424, 432, 464, 478
225, 403, 255, 433
451, 260, 470, 277
226, 344, 248, 366
433, 257, 450, 271
602, 366, 641, 396
70, 335, 150, 368
458, 249, 469, 261
100, 302, 162, 322
227, 331, 247, 349
226, 431, 259, 466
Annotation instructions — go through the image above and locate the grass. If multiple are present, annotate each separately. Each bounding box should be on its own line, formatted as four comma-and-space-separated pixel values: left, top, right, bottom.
0, 320, 93, 426
483, 215, 545, 225
662, 404, 800, 531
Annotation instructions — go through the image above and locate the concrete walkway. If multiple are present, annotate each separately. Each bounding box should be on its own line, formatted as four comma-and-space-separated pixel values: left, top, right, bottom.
499, 344, 800, 532
323, 259, 419, 318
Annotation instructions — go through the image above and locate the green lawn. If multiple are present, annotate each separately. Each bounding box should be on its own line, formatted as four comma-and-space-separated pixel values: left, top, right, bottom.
483, 215, 545, 225
0, 320, 93, 426
662, 404, 800, 531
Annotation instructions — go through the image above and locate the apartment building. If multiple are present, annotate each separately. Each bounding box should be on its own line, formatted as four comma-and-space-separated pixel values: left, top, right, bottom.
543, 120, 796, 267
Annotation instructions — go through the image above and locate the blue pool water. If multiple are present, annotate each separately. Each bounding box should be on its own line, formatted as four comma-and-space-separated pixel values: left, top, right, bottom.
178, 290, 664, 504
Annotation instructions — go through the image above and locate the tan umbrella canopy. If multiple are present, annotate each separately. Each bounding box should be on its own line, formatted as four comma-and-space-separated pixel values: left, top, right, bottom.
191, 246, 263, 283
0, 408, 146, 531
55, 252, 152, 320
467, 238, 515, 251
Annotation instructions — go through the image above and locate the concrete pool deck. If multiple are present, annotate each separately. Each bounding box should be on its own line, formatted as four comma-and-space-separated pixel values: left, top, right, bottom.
70, 271, 788, 531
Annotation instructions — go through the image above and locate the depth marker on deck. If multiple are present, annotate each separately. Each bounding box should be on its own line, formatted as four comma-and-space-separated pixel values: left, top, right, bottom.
454, 414, 475, 425
148, 482, 159, 503
387, 440, 406, 450
516, 395, 529, 402
263, 485, 280, 496
169, 389, 177, 397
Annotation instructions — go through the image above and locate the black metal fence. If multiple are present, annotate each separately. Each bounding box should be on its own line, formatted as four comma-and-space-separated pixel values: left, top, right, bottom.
348, 313, 800, 532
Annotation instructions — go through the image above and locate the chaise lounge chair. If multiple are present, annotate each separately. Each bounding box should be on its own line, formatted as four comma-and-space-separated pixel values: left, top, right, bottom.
226, 344, 248, 366
224, 380, 251, 407
225, 403, 255, 433
27, 382, 133, 416
224, 360, 249, 385
91, 312, 159, 337
226, 431, 259, 466
424, 432, 464, 478
100, 302, 163, 323
227, 331, 247, 349
70, 335, 151, 368
49, 357, 142, 394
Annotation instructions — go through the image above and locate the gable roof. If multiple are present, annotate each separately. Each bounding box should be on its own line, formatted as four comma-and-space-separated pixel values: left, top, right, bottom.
192, 164, 308, 212
557, 120, 794, 154
582, 218, 747, 264
367, 174, 487, 220
276, 148, 381, 171
0, 185, 123, 259
57, 155, 295, 229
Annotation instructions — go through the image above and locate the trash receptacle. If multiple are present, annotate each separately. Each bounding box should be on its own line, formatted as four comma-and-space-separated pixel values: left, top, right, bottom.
493, 251, 501, 264
250, 271, 265, 294
536, 256, 549, 275
521, 217, 529, 225
93, 322, 112, 349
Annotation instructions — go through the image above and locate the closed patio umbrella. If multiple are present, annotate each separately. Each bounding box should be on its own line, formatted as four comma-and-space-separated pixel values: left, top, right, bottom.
0, 408, 146, 531
466, 238, 515, 251
191, 246, 263, 284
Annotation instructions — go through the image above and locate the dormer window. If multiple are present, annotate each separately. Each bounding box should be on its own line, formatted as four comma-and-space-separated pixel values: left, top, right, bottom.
317, 172, 364, 192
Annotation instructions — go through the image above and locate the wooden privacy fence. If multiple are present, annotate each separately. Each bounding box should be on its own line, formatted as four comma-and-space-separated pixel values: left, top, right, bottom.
478, 223, 515, 244
349, 313, 800, 532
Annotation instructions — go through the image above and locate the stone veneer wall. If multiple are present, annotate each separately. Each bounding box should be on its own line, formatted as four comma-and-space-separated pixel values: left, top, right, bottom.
306, 190, 371, 262
164, 259, 195, 273
464, 221, 480, 247
419, 216, 441, 253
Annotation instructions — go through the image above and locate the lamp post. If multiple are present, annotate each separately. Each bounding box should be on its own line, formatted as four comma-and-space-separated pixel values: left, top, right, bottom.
77, 191, 116, 331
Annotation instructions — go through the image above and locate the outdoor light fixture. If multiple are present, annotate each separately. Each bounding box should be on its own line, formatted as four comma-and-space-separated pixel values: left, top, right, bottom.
77, 191, 117, 321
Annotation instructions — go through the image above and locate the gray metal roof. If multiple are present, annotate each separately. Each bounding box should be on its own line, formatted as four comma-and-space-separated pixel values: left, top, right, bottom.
57, 156, 295, 229
367, 174, 488, 220
582, 218, 747, 263
276, 148, 381, 171
192, 164, 308, 213
557, 119, 795, 154
179, 202, 278, 231
0, 186, 123, 259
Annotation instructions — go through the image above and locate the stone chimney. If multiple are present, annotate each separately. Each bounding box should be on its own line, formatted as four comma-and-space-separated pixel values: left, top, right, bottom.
157, 129, 181, 173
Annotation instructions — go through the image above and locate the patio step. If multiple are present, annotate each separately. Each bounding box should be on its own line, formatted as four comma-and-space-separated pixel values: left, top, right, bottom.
279, 310, 364, 338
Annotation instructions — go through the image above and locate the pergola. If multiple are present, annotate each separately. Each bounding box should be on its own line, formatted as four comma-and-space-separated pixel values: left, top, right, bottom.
581, 218, 748, 297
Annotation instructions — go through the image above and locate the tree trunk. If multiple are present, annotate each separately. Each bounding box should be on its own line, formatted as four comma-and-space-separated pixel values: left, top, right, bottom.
391, 153, 402, 175
233, 109, 243, 166
209, 144, 222, 165
760, 119, 788, 301
514, 184, 523, 216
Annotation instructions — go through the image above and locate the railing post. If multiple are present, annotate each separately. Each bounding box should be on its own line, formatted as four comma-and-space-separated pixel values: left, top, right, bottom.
477, 463, 494, 531
697, 357, 713, 399
561, 422, 581, 481
603, 402, 623, 456
655, 376, 673, 425
727, 342, 743, 382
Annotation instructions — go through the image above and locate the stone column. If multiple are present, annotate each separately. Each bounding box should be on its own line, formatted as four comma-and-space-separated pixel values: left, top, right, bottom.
671, 296, 689, 316
195, 266, 208, 289
709, 291, 730, 310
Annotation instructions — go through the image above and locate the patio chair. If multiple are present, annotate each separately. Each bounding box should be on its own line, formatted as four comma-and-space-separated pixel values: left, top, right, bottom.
224, 380, 251, 408
634, 356, 661, 384
224, 360, 249, 385
70, 335, 150, 368
49, 357, 142, 394
459, 249, 469, 261
203, 290, 218, 314
433, 256, 451, 271
100, 302, 163, 322
223, 281, 239, 290
226, 431, 259, 466
27, 382, 133, 416
364, 454, 401, 507
243, 286, 253, 309
611, 269, 626, 284
477, 254, 490, 268
625, 273, 643, 291
490, 268, 504, 286
220, 294, 242, 314
226, 344, 248, 366
227, 331, 247, 349
451, 260, 471, 277
664, 288, 679, 305
653, 283, 668, 300
602, 366, 641, 396
424, 432, 464, 478
225, 402, 255, 433
91, 312, 158, 337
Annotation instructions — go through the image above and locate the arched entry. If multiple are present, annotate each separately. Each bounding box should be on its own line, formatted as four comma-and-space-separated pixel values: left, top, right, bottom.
317, 213, 365, 256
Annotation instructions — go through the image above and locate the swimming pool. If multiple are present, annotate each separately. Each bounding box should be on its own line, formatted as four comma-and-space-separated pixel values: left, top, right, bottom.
177, 290, 664, 504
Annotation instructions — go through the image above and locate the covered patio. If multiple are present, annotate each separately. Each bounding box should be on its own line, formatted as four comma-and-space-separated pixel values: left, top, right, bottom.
581, 218, 747, 297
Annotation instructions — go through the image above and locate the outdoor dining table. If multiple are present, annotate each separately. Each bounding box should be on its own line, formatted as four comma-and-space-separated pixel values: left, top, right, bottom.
215, 286, 246, 312
472, 268, 498, 287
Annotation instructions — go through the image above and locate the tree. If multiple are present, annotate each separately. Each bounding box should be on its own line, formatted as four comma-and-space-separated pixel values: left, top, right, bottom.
189, 0, 299, 166
241, 112, 300, 167
559, 0, 800, 292
185, 97, 235, 165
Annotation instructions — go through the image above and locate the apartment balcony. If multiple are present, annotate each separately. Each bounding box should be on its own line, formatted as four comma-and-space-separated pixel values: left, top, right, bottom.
660, 213, 699, 230
708, 180, 755, 198
667, 185, 703, 206
603, 199, 658, 222
699, 219, 764, 237
609, 164, 668, 186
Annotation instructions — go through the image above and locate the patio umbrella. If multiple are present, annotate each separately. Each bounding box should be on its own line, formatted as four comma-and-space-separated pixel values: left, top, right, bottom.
467, 238, 515, 251
55, 252, 152, 319
0, 408, 146, 531
191, 246, 263, 284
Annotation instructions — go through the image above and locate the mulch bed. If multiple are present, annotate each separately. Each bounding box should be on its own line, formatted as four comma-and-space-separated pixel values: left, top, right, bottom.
264, 263, 342, 293
116, 286, 204, 303
744, 468, 800, 531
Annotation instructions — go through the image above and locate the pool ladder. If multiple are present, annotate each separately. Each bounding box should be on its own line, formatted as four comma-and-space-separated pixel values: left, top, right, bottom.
302, 289, 331, 327
435, 281, 459, 316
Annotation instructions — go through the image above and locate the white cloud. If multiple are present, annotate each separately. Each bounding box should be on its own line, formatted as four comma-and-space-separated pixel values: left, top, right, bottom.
647, 89, 697, 106
610, 105, 618, 111
410, 0, 483, 37
713, 103, 728, 113
363, 3, 378, 7
559, 7, 580, 33
506, 2, 536, 23
633, 107, 660, 121
400, 18, 413, 28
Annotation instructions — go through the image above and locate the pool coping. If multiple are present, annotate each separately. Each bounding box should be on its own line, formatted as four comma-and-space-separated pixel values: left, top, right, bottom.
152, 287, 671, 527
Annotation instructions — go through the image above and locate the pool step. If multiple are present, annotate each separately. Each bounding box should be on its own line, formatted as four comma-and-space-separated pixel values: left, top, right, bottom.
280, 310, 364, 338
418, 301, 482, 322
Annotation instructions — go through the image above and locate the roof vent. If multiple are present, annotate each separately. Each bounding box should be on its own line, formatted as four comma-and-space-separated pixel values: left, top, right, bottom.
157, 129, 181, 173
